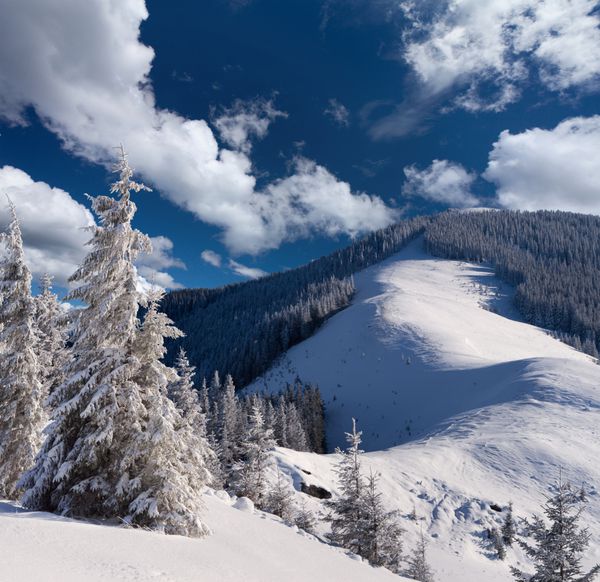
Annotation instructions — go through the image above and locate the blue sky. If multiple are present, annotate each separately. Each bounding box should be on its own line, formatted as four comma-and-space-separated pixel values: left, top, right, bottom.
1, 0, 599, 291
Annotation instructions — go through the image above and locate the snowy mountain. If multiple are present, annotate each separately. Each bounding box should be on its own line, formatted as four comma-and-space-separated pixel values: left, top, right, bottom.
2, 229, 599, 581
249, 237, 600, 581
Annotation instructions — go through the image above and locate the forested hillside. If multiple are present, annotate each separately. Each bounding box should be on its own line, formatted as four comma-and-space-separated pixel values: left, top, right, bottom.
164, 209, 600, 388
162, 217, 429, 385
426, 210, 600, 357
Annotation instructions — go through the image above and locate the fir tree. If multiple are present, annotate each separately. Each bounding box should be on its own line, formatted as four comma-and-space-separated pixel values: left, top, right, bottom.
490, 527, 506, 560
294, 499, 317, 535
232, 402, 276, 507
34, 273, 70, 398
22, 148, 151, 517
360, 470, 404, 573
285, 402, 309, 451
216, 374, 241, 470
406, 528, 435, 582
125, 290, 211, 536
0, 202, 45, 499
502, 501, 516, 546
327, 418, 365, 556
169, 347, 204, 435
511, 479, 600, 582
266, 467, 294, 522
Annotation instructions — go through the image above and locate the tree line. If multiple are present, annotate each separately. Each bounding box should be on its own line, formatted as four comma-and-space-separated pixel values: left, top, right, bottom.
162, 216, 429, 387
426, 209, 600, 358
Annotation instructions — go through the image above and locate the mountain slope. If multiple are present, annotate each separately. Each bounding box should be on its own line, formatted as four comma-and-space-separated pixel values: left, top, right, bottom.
0, 492, 405, 582
249, 237, 600, 580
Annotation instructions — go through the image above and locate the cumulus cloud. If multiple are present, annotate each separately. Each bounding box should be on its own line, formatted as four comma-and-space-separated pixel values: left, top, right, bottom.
0, 165, 184, 289
136, 235, 186, 289
0, 165, 93, 284
401, 0, 600, 109
248, 157, 397, 254
213, 98, 287, 154
228, 259, 268, 280
369, 0, 600, 138
402, 160, 479, 208
324, 98, 350, 127
0, 1, 394, 255
484, 115, 600, 214
201, 249, 223, 268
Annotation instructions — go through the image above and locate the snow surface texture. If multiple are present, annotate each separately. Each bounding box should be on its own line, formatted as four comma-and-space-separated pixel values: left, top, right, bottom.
0, 492, 404, 581
251, 238, 600, 580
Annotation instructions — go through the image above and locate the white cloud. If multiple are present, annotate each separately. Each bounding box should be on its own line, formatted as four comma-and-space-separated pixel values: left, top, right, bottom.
0, 165, 93, 285
402, 159, 479, 208
228, 259, 268, 280
484, 115, 600, 214
324, 98, 350, 127
401, 0, 600, 111
248, 157, 397, 254
201, 249, 223, 268
0, 165, 184, 289
135, 235, 186, 289
0, 1, 394, 255
213, 98, 287, 154
136, 266, 183, 290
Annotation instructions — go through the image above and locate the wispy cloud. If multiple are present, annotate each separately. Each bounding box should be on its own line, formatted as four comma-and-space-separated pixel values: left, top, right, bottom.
228, 259, 268, 280
324, 98, 350, 127
201, 249, 223, 268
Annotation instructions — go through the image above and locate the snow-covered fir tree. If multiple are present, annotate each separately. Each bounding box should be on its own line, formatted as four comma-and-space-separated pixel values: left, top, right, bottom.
490, 527, 506, 560
0, 202, 45, 500
327, 418, 365, 556
34, 273, 70, 398
216, 374, 241, 470
511, 480, 600, 582
406, 528, 435, 582
21, 148, 152, 517
169, 347, 204, 435
232, 402, 276, 507
294, 499, 317, 535
285, 402, 309, 452
126, 290, 211, 536
274, 397, 288, 447
502, 502, 516, 546
359, 470, 404, 573
265, 467, 294, 522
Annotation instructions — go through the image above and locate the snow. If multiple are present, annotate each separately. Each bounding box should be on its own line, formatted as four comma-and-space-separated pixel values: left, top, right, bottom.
3, 237, 600, 581
250, 238, 600, 581
0, 493, 405, 582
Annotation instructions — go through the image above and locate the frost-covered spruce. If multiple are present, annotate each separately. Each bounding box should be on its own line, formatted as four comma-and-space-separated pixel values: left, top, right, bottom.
359, 470, 404, 573
126, 290, 211, 536
232, 402, 276, 507
169, 347, 204, 434
502, 501, 516, 546
327, 418, 366, 555
21, 149, 151, 516
0, 202, 45, 500
169, 347, 222, 491
406, 528, 435, 582
265, 467, 295, 522
216, 373, 242, 470
511, 480, 600, 582
34, 274, 70, 398
285, 402, 309, 451
294, 499, 317, 535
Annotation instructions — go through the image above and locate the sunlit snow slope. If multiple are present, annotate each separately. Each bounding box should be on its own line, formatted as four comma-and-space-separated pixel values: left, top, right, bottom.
0, 492, 404, 582
251, 238, 600, 581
